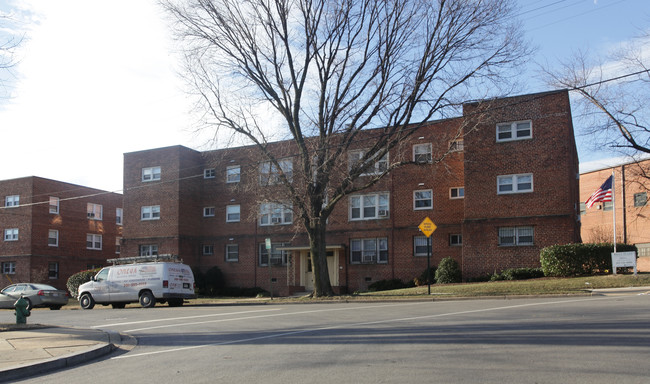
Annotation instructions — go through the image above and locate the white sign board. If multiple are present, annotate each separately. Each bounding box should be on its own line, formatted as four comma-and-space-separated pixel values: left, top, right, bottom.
611, 251, 637, 275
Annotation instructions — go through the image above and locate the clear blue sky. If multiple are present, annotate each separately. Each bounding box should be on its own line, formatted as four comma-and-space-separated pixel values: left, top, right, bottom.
0, 0, 648, 191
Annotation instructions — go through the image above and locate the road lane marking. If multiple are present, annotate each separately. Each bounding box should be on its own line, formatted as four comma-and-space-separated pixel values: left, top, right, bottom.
93, 308, 282, 328
112, 296, 613, 360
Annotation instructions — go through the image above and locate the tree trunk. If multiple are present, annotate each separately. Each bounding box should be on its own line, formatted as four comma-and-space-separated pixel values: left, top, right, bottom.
308, 221, 334, 297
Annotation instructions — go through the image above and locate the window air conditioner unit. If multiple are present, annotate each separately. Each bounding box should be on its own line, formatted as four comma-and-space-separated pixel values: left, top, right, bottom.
362, 254, 375, 263
378, 210, 388, 217
270, 257, 283, 265
271, 217, 282, 224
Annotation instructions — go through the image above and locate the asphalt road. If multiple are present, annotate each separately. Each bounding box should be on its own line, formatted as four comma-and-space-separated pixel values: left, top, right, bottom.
5, 294, 650, 384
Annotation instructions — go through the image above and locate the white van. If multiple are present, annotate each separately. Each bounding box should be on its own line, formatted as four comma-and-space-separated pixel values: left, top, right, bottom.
78, 256, 195, 309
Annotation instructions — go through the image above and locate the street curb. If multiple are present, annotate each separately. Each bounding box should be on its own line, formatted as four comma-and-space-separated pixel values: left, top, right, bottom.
0, 339, 115, 383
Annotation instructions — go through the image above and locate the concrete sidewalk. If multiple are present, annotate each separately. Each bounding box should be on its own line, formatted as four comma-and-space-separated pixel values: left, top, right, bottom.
0, 324, 129, 382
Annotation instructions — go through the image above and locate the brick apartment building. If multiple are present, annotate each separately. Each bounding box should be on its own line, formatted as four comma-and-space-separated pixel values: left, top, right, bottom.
121, 90, 581, 295
580, 158, 650, 270
0, 177, 123, 290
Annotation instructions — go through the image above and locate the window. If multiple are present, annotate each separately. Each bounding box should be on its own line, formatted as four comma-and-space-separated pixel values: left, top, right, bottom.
260, 203, 293, 225
449, 139, 464, 152
350, 238, 388, 264
413, 190, 433, 210
49, 197, 59, 214
139, 244, 158, 256
4, 228, 18, 241
603, 201, 613, 211
259, 242, 289, 266
203, 245, 214, 255
350, 192, 389, 220
141, 205, 160, 220
142, 166, 161, 182
116, 237, 121, 254
48, 230, 59, 247
579, 202, 586, 216
259, 159, 292, 185
204, 168, 216, 179
226, 244, 239, 262
227, 165, 241, 183
498, 226, 534, 246
86, 234, 103, 250
349, 149, 388, 175
48, 263, 59, 279
116, 208, 123, 225
87, 203, 103, 220
2, 262, 16, 274
449, 234, 462, 246
634, 192, 647, 207
413, 143, 432, 164
497, 174, 533, 194
413, 236, 431, 257
450, 187, 464, 199
5, 195, 19, 207
226, 205, 240, 222
496, 120, 532, 142
203, 207, 215, 217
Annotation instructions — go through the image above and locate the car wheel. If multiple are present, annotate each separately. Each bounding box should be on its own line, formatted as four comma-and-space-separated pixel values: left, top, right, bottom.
79, 293, 95, 310
49, 305, 62, 310
111, 303, 126, 309
139, 291, 156, 308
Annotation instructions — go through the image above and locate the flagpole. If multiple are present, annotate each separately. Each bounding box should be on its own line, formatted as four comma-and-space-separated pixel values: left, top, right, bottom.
612, 170, 617, 254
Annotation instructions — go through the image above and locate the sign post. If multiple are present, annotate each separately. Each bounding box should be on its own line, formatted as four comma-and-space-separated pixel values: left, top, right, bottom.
266, 238, 273, 300
418, 217, 437, 295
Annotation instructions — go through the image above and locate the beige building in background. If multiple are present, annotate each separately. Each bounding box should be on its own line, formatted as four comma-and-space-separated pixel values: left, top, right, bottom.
580, 158, 650, 271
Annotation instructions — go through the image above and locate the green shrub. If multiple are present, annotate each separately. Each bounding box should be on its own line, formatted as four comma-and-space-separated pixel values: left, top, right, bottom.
540, 243, 637, 277
66, 268, 101, 297
194, 266, 225, 296
435, 257, 462, 284
368, 278, 414, 292
414, 267, 437, 286
491, 267, 544, 281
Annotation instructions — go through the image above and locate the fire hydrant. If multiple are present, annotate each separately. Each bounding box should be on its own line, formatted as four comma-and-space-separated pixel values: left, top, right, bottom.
14, 295, 30, 324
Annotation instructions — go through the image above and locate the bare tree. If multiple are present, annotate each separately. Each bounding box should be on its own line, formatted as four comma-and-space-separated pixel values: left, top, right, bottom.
0, 13, 22, 99
544, 30, 650, 157
162, 0, 529, 296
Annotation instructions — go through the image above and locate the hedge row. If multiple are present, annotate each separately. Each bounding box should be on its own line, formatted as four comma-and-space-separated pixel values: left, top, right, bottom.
540, 243, 637, 277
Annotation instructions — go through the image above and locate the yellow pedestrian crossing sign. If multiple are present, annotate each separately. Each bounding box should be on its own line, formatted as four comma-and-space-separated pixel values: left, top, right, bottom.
418, 217, 437, 238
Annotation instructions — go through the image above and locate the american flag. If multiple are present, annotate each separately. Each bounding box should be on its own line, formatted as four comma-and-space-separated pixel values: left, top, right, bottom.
585, 175, 613, 208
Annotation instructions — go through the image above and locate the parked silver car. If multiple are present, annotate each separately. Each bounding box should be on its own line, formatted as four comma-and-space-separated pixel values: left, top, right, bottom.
0, 283, 69, 310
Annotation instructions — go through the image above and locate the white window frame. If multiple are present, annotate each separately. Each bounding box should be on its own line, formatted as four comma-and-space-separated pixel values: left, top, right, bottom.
226, 205, 240, 222
498, 226, 534, 246
449, 139, 464, 152
141, 205, 161, 220
87, 203, 103, 220
48, 262, 59, 279
139, 244, 158, 256
259, 242, 289, 266
86, 234, 103, 250
449, 234, 463, 246
48, 229, 59, 247
497, 174, 533, 194
259, 159, 293, 185
116, 208, 123, 225
349, 149, 388, 175
413, 236, 431, 257
260, 203, 293, 226
49, 197, 60, 214
203, 245, 214, 255
350, 192, 389, 220
413, 190, 433, 210
5, 195, 19, 207
203, 207, 216, 217
142, 166, 161, 182
634, 192, 647, 207
204, 168, 216, 179
496, 120, 532, 142
2, 262, 16, 274
350, 238, 388, 264
450, 187, 465, 199
116, 237, 121, 254
227, 165, 241, 183
4, 228, 18, 241
226, 244, 239, 262
413, 143, 432, 164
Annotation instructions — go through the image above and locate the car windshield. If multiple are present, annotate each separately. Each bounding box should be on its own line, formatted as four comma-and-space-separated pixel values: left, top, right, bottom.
1, 286, 16, 293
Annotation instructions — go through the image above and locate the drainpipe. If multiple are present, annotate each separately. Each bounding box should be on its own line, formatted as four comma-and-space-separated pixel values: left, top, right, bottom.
621, 164, 627, 244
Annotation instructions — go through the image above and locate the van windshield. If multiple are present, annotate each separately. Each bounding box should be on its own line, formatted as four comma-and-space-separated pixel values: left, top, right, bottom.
95, 269, 109, 282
